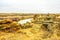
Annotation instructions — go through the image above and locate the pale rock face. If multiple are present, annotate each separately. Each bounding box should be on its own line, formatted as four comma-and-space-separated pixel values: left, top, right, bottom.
18, 18, 33, 25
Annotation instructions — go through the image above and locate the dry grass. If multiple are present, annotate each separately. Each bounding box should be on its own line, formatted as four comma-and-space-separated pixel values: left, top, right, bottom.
0, 14, 60, 40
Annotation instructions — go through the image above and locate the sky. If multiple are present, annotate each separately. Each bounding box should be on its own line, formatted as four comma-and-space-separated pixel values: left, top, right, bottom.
0, 0, 60, 13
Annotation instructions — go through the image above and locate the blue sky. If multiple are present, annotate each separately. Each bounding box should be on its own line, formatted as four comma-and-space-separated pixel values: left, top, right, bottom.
0, 0, 60, 13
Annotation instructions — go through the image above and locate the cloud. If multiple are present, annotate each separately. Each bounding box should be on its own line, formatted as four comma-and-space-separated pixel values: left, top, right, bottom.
0, 0, 60, 13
